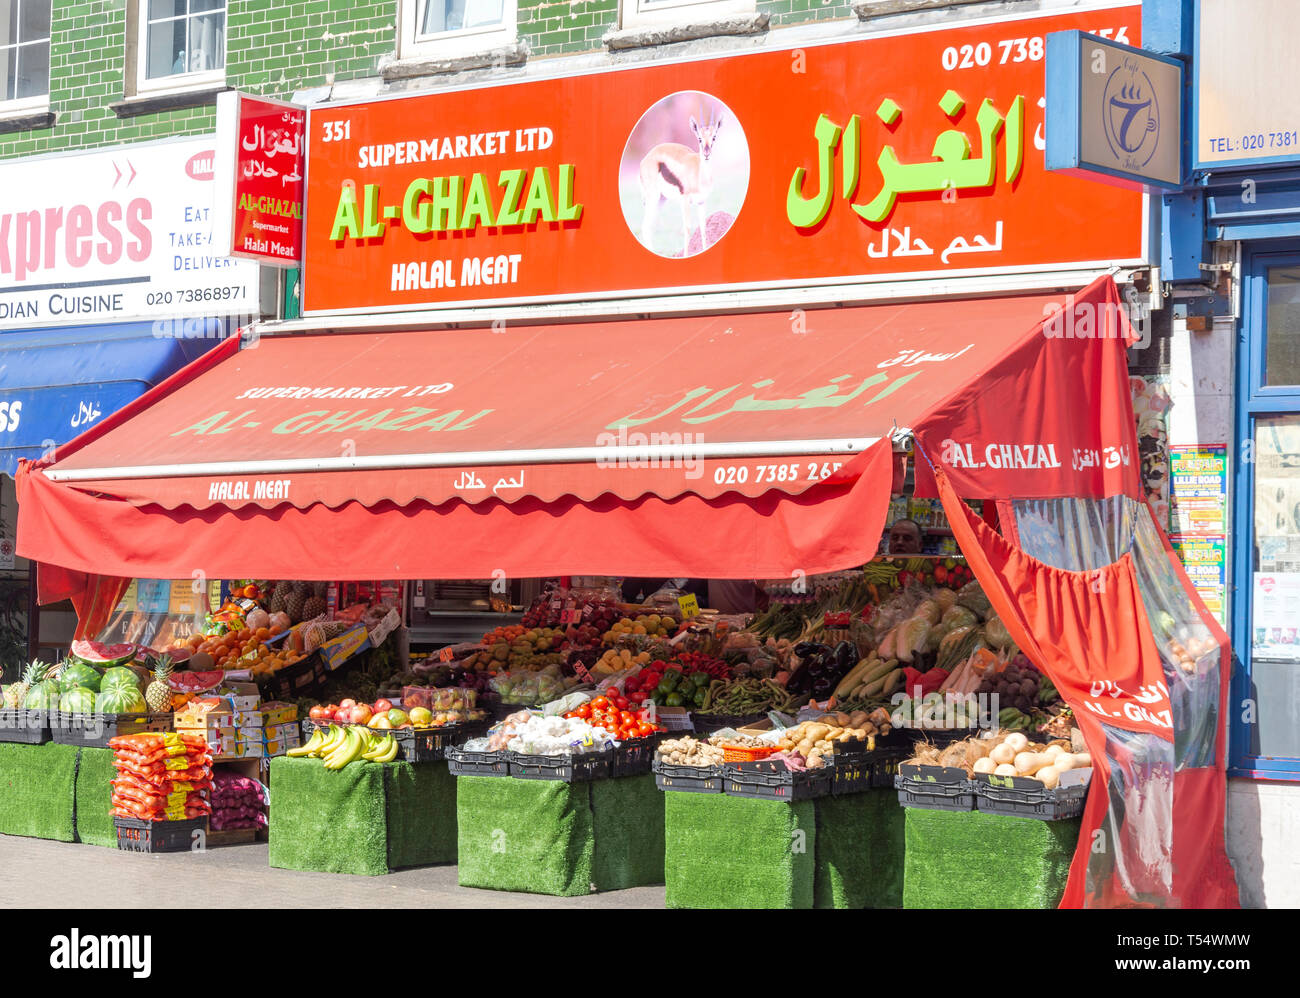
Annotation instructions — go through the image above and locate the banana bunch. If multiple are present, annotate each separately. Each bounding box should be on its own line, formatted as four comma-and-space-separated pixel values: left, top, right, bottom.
287, 724, 400, 769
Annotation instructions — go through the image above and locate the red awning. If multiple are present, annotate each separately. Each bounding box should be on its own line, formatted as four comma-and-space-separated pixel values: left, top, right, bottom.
16, 276, 1141, 583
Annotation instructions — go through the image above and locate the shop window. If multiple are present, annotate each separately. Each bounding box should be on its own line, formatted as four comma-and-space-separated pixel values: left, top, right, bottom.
1232, 248, 1300, 780
620, 0, 755, 29
398, 0, 517, 58
0, 0, 51, 110
128, 0, 225, 95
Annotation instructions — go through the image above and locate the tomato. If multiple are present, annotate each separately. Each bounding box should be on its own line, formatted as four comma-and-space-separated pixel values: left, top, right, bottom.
575, 704, 592, 719
591, 696, 610, 711
637, 722, 654, 737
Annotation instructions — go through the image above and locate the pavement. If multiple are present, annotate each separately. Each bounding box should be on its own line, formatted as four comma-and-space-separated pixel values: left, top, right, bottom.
0, 833, 667, 908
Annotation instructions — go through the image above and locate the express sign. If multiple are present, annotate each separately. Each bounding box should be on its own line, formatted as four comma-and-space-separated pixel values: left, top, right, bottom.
302, 2, 1144, 315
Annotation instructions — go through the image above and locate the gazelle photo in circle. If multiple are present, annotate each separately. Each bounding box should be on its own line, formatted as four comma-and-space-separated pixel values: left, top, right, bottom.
619, 91, 750, 259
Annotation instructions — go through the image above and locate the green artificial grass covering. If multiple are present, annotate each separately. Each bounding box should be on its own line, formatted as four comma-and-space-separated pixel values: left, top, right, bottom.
456, 775, 665, 896
268, 756, 456, 876
590, 774, 665, 891
903, 808, 1081, 909
0, 742, 79, 842
384, 759, 457, 868
664, 792, 816, 909
74, 746, 117, 848
814, 790, 906, 909
457, 776, 594, 896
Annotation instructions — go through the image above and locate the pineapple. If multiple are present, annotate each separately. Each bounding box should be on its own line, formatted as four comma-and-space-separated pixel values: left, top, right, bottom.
301, 595, 327, 622
285, 589, 307, 623
270, 581, 291, 615
145, 655, 174, 714
5, 659, 50, 709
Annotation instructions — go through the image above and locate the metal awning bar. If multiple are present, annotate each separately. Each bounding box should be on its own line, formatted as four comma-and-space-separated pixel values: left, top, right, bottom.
44, 437, 877, 482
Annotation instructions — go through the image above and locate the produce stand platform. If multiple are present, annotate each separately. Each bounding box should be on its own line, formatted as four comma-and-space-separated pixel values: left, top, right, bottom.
814, 790, 906, 909
0, 742, 79, 842
456, 773, 664, 897
268, 756, 457, 876
73, 746, 118, 848
664, 792, 817, 909
903, 807, 1081, 908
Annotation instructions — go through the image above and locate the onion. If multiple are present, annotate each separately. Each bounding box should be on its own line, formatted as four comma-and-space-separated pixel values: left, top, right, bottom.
973, 757, 996, 774
1043, 744, 1064, 758
990, 743, 1016, 765
1004, 732, 1029, 752
993, 763, 1017, 776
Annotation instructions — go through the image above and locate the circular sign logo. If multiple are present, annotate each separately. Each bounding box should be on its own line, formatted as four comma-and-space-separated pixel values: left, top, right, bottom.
1102, 58, 1160, 168
618, 91, 750, 260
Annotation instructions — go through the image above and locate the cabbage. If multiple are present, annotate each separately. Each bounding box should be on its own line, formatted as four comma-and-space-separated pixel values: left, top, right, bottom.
58, 687, 97, 713
99, 667, 141, 694
96, 686, 147, 714
897, 618, 930, 663
939, 605, 979, 634
57, 663, 101, 693
983, 614, 1015, 650
955, 581, 992, 619
911, 600, 942, 626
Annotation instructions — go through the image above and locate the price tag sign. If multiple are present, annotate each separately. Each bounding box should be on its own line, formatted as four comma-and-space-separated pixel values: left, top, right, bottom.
677, 594, 700, 619
438, 646, 455, 662
572, 661, 595, 683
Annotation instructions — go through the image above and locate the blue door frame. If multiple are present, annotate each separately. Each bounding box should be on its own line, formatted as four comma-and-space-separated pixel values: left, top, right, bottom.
1231, 243, 1300, 780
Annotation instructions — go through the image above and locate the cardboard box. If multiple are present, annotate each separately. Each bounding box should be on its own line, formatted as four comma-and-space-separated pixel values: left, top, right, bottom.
320, 624, 370, 671
260, 701, 298, 726
214, 682, 260, 712
264, 722, 301, 744
213, 739, 264, 760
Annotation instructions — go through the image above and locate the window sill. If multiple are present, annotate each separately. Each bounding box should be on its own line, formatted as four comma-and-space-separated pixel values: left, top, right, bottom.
853, 0, 986, 20
0, 107, 54, 134
379, 42, 529, 82
604, 13, 768, 51
110, 84, 229, 118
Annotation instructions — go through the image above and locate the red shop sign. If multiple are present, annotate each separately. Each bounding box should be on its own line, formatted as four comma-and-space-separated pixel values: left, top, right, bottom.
302, 2, 1143, 314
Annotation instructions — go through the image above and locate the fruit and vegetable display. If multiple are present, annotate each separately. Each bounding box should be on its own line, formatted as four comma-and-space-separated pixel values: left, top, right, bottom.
110, 732, 213, 821
562, 693, 662, 741
905, 730, 1091, 789
306, 694, 483, 730
289, 724, 400, 768
693, 676, 804, 716
2, 653, 185, 717
655, 737, 727, 767
209, 772, 268, 832
488, 667, 583, 705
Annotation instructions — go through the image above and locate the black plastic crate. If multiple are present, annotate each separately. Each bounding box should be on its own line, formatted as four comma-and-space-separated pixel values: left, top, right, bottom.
828, 752, 871, 796
691, 713, 767, 735
391, 719, 491, 763
651, 758, 724, 793
445, 745, 511, 777
114, 815, 209, 853
972, 773, 1089, 821
868, 746, 910, 789
508, 748, 611, 782
259, 654, 326, 701
897, 726, 978, 747
611, 732, 665, 778
0, 708, 52, 744
894, 763, 976, 812
51, 711, 171, 748
724, 759, 833, 801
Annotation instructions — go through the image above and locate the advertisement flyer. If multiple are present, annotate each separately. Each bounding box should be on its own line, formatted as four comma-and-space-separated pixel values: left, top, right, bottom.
1170, 534, 1227, 625
1252, 571, 1300, 661
1169, 444, 1228, 535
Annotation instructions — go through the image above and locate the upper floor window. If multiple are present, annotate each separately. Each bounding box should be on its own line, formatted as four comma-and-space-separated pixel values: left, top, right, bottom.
135, 0, 225, 93
620, 0, 754, 29
0, 0, 51, 108
399, 0, 517, 58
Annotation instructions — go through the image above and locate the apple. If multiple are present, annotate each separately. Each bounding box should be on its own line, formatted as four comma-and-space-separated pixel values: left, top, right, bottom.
387, 708, 409, 728
373, 698, 393, 713
339, 698, 357, 710
349, 704, 373, 725
309, 705, 330, 722
408, 707, 432, 728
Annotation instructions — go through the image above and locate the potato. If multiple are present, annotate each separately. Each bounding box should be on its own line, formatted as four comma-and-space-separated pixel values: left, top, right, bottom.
805, 723, 831, 742
836, 731, 851, 742
797, 739, 816, 756
834, 712, 851, 727
863, 722, 877, 736
849, 711, 868, 728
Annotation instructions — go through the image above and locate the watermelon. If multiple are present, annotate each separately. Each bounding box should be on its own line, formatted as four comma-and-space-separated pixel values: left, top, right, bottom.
99, 666, 142, 694
23, 680, 60, 710
58, 687, 97, 713
96, 687, 147, 715
57, 662, 101, 693
69, 640, 136, 669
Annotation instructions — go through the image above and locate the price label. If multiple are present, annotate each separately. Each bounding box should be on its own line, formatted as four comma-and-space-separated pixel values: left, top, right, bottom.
438, 646, 455, 662
572, 661, 595, 683
164, 755, 190, 771
164, 805, 187, 821
677, 594, 700, 619
581, 603, 596, 621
